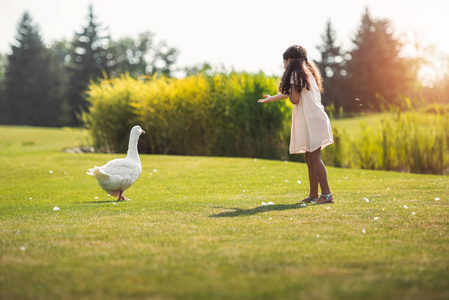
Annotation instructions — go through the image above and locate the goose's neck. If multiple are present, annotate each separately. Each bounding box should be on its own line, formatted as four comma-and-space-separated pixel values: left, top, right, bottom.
126, 133, 141, 163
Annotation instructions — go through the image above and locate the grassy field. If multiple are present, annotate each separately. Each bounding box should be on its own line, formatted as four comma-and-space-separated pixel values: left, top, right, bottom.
0, 126, 448, 299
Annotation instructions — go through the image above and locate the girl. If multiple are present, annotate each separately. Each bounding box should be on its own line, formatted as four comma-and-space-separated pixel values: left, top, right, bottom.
258, 45, 334, 204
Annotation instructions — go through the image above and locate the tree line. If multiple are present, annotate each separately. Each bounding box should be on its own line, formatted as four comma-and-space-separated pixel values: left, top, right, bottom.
0, 5, 179, 127
0, 6, 448, 127
316, 8, 448, 114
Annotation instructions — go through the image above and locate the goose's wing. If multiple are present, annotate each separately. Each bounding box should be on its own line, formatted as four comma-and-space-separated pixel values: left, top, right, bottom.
99, 158, 141, 176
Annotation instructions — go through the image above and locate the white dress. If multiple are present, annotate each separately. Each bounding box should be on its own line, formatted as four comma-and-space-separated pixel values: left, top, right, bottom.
289, 74, 334, 154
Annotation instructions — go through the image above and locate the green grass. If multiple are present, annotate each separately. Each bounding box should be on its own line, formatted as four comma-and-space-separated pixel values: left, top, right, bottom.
331, 112, 389, 132
0, 125, 90, 152
1, 126, 448, 300
331, 111, 445, 136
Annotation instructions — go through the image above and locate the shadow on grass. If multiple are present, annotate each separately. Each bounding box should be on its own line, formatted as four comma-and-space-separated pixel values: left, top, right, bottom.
83, 200, 116, 204
209, 203, 306, 218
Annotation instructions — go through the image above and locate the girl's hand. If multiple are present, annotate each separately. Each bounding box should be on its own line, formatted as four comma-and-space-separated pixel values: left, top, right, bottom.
258, 93, 289, 103
258, 95, 271, 103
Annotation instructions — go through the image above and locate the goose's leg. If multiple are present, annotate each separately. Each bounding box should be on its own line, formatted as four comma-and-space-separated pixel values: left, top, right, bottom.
117, 190, 124, 201
121, 194, 131, 201
117, 190, 130, 201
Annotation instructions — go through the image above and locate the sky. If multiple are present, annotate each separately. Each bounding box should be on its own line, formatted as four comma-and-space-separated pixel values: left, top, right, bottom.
1, 0, 448, 79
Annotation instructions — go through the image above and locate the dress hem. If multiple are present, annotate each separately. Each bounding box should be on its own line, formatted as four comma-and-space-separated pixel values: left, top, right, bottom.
289, 140, 334, 154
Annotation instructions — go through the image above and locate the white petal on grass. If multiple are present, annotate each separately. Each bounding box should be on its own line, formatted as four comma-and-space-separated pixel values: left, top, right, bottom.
316, 234, 320, 238
28, 197, 32, 200
95, 197, 99, 200
113, 202, 117, 205
269, 218, 273, 220
435, 197, 440, 201
326, 206, 330, 210
412, 212, 416, 215
261, 202, 267, 206
20, 246, 26, 251
267, 201, 274, 205
53, 207, 60, 211
300, 203, 307, 207
364, 198, 370, 203
297, 180, 301, 184
285, 180, 289, 183
374, 217, 379, 220
49, 170, 53, 174
153, 169, 158, 173
403, 205, 409, 209
362, 229, 366, 234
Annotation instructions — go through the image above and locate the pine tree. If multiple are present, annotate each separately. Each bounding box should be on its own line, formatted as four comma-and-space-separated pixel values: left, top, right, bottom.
0, 53, 7, 123
316, 20, 345, 111
66, 5, 112, 126
0, 53, 6, 82
3, 12, 63, 126
345, 8, 414, 111
49, 40, 72, 125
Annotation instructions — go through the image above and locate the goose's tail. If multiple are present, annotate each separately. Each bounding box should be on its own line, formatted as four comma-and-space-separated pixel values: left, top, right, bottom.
87, 166, 108, 179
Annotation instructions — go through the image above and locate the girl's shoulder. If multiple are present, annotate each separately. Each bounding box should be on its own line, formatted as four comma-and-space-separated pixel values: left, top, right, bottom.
308, 73, 317, 84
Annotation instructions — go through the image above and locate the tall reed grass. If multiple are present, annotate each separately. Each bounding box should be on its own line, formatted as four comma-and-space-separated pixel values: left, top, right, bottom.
323, 108, 449, 174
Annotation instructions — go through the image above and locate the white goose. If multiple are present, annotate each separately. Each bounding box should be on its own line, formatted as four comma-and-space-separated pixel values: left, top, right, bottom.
87, 125, 145, 201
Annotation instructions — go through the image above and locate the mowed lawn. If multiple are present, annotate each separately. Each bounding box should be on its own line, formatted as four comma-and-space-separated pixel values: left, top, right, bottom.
0, 126, 448, 300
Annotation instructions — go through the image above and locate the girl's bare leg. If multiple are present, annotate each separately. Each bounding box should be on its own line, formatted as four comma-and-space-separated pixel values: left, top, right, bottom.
308, 148, 333, 204
301, 152, 320, 202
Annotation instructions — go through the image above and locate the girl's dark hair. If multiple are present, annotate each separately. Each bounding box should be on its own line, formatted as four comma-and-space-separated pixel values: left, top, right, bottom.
279, 45, 323, 95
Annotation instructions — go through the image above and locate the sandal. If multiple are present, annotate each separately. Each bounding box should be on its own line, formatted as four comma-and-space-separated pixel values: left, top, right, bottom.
314, 193, 334, 204
300, 195, 319, 203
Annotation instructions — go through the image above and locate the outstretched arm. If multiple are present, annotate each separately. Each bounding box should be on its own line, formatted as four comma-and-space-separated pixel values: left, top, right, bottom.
258, 93, 289, 103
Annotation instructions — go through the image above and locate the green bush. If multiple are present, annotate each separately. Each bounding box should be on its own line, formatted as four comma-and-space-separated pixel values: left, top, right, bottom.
82, 72, 290, 159
321, 127, 347, 168
80, 76, 139, 153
